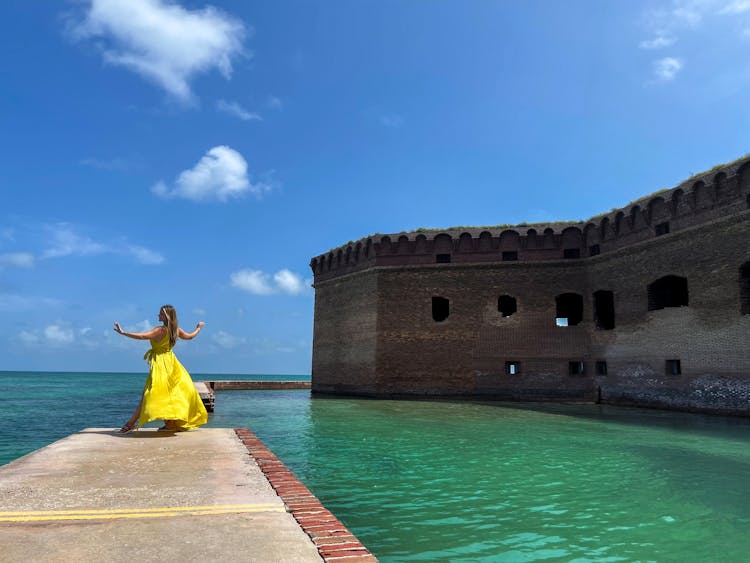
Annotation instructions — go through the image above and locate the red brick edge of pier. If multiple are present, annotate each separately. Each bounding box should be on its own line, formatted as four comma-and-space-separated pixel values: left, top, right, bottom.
234, 428, 377, 562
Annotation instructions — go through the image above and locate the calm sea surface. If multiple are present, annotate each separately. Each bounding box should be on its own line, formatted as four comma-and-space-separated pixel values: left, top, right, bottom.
2, 371, 750, 562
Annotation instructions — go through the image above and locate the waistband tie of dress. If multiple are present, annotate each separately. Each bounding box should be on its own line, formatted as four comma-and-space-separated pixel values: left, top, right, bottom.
144, 347, 172, 364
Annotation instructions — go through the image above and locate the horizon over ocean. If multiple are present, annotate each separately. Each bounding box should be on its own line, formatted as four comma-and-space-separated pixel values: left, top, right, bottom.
2, 370, 750, 561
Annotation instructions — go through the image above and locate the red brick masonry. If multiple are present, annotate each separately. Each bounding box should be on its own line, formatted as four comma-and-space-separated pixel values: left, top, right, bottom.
235, 428, 378, 562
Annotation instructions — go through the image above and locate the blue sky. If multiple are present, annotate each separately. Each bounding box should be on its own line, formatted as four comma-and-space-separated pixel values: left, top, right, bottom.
1, 0, 749, 374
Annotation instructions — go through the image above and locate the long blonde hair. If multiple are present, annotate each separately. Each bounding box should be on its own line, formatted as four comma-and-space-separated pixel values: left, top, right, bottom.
161, 305, 179, 347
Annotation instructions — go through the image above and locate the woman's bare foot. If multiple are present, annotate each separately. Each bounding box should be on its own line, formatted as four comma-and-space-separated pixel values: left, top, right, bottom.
118, 421, 136, 434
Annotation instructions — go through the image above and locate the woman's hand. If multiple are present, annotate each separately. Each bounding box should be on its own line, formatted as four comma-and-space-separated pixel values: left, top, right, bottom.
196, 321, 205, 330
114, 322, 124, 334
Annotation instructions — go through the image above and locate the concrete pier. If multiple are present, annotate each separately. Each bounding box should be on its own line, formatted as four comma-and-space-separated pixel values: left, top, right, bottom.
0, 428, 375, 562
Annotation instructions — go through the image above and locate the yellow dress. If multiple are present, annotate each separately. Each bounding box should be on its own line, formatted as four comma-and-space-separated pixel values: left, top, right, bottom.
137, 331, 208, 430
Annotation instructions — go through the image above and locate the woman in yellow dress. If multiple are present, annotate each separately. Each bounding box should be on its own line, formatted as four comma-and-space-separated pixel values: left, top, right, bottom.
114, 305, 208, 433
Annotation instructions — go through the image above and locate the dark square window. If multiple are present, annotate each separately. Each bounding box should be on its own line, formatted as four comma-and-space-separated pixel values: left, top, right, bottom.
435, 253, 451, 263
502, 251, 518, 261
505, 361, 521, 375
655, 222, 670, 236
589, 244, 600, 256
568, 361, 584, 376
564, 248, 581, 259
595, 361, 608, 376
665, 359, 681, 375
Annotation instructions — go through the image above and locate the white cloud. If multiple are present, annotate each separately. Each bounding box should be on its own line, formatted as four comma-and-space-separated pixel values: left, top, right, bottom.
230, 268, 310, 296
69, 0, 246, 102
216, 99, 261, 121
153, 145, 269, 202
653, 57, 684, 81
230, 269, 275, 295
639, 35, 677, 49
44, 324, 75, 345
212, 330, 246, 349
193, 308, 207, 316
0, 253, 35, 268
273, 269, 308, 295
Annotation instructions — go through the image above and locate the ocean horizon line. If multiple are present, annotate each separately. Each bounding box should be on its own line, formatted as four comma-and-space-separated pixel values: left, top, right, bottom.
0, 369, 311, 379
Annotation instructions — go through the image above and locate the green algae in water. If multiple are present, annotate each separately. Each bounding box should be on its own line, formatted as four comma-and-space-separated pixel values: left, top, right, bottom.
208, 392, 750, 562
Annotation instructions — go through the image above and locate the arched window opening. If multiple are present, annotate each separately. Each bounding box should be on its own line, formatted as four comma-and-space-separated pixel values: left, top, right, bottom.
648, 275, 688, 311
432, 296, 450, 322
498, 295, 517, 317
556, 293, 583, 326
593, 290, 615, 330
740, 263, 750, 315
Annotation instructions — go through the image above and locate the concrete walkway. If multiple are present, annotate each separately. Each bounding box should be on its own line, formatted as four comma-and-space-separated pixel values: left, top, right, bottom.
0, 428, 323, 562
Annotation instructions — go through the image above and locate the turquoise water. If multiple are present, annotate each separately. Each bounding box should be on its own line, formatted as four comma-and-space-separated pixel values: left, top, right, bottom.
2, 372, 750, 562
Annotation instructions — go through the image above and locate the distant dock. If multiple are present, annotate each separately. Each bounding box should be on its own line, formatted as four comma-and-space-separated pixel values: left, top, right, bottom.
0, 428, 376, 562
196, 380, 311, 413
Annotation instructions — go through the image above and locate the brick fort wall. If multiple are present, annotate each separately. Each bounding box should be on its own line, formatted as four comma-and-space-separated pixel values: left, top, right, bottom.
310, 155, 750, 415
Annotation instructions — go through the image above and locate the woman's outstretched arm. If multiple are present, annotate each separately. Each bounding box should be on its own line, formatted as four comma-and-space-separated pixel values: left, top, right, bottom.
113, 322, 165, 340
178, 322, 205, 340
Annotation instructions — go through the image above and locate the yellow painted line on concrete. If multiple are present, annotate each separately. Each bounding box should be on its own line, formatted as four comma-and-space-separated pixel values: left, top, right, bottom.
0, 503, 286, 522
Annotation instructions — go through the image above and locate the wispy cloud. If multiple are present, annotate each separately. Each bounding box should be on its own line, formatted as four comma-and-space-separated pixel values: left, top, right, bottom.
16, 323, 76, 347
719, 0, 750, 14
639, 1, 750, 81
639, 35, 676, 49
80, 156, 142, 172
267, 96, 283, 110
653, 57, 684, 81
0, 294, 63, 311
123, 244, 164, 265
379, 113, 404, 128
42, 224, 106, 259
153, 145, 269, 202
42, 223, 164, 264
68, 0, 247, 102
230, 268, 310, 296
44, 324, 75, 345
212, 330, 246, 349
216, 99, 262, 121
0, 253, 34, 268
